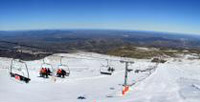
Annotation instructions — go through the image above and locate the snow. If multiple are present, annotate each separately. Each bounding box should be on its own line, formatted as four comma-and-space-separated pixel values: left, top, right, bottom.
136, 47, 159, 51
0, 52, 200, 102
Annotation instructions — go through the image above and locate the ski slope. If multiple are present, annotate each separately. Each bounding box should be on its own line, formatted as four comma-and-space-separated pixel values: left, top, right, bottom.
0, 52, 200, 102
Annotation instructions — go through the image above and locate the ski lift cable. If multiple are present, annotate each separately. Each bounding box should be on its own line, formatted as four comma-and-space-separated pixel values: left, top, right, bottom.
51, 54, 134, 63
75, 53, 134, 62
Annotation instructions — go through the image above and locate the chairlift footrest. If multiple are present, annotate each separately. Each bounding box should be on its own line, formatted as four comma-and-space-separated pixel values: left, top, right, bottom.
100, 72, 112, 75
10, 72, 31, 83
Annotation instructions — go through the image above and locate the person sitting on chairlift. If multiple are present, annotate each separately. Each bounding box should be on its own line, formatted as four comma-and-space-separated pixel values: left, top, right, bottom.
47, 68, 51, 75
108, 67, 114, 72
40, 68, 48, 78
39, 68, 44, 77
57, 68, 66, 78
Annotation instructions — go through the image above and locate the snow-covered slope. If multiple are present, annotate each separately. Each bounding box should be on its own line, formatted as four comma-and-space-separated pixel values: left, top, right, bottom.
0, 52, 200, 102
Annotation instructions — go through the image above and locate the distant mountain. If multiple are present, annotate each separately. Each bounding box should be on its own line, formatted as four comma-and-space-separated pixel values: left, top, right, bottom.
1, 29, 200, 48
0, 29, 200, 60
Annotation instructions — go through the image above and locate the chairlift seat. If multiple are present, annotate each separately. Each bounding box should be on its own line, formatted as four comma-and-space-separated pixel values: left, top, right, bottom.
100, 66, 114, 75
10, 59, 30, 83
57, 65, 70, 77
10, 72, 31, 83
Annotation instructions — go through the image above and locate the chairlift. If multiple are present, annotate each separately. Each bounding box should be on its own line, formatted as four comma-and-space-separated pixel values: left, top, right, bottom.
56, 56, 70, 78
9, 59, 31, 83
39, 58, 53, 78
100, 59, 115, 75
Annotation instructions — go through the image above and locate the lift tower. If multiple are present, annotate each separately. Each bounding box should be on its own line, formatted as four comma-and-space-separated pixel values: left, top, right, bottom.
120, 60, 134, 86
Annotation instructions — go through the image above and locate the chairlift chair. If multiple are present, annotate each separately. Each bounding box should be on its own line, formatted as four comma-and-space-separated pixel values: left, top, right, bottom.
100, 59, 115, 75
9, 59, 31, 83
57, 64, 70, 77
39, 59, 53, 78
56, 56, 70, 78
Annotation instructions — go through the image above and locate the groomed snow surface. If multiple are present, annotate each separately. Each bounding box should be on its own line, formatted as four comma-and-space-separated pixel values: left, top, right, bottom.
0, 52, 200, 102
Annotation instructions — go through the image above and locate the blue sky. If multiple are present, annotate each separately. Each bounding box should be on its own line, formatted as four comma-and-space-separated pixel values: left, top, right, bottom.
0, 0, 200, 34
